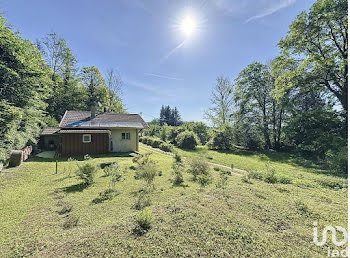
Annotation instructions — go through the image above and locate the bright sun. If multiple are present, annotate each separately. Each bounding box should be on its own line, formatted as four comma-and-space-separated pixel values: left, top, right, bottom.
180, 16, 197, 38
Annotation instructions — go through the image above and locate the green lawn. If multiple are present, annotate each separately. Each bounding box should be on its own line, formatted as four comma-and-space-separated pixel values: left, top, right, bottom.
0, 148, 347, 257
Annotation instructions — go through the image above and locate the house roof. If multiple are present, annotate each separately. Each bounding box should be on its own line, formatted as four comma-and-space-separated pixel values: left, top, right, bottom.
59, 129, 110, 134
59, 111, 149, 129
41, 127, 61, 135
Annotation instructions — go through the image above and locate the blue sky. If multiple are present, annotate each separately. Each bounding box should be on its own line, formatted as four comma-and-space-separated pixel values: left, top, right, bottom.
1, 0, 315, 122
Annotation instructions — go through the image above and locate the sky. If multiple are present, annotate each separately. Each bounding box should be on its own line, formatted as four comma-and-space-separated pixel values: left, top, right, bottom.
1, 0, 315, 122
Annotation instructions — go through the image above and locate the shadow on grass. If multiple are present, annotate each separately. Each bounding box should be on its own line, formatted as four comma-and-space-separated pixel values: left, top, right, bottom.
91, 189, 119, 205
59, 182, 89, 194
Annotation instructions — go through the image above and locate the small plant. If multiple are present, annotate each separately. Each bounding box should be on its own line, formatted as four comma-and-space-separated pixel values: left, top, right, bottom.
187, 157, 211, 180
134, 192, 152, 210
92, 189, 119, 204
216, 171, 228, 190
197, 174, 212, 189
134, 154, 158, 188
241, 175, 251, 184
279, 176, 292, 184
295, 200, 309, 214
76, 163, 97, 185
56, 200, 73, 215
158, 171, 162, 176
133, 208, 153, 235
108, 163, 122, 189
248, 171, 264, 180
172, 162, 184, 186
62, 214, 79, 229
83, 154, 92, 160
174, 152, 182, 163
264, 164, 278, 184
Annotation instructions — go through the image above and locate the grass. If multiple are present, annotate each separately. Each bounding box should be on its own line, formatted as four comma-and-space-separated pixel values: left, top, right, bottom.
0, 148, 347, 257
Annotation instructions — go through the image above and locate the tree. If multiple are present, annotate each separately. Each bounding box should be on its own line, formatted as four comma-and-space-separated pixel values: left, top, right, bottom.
275, 0, 348, 118
0, 16, 51, 161
105, 68, 124, 113
204, 77, 234, 127
80, 66, 107, 108
235, 63, 274, 150
159, 105, 182, 126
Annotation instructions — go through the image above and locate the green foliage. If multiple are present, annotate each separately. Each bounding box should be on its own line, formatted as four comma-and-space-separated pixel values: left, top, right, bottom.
284, 109, 344, 158
174, 152, 182, 163
182, 122, 209, 145
172, 161, 184, 186
197, 174, 212, 188
207, 124, 235, 150
134, 208, 153, 235
76, 163, 97, 185
103, 162, 122, 189
216, 171, 229, 189
175, 131, 199, 150
134, 154, 158, 187
159, 142, 173, 152
325, 145, 348, 175
92, 189, 119, 204
160, 105, 182, 126
187, 157, 211, 180
0, 17, 50, 161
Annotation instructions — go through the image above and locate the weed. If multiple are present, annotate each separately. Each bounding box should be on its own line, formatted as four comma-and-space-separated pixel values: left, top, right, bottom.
133, 208, 153, 235
62, 215, 79, 229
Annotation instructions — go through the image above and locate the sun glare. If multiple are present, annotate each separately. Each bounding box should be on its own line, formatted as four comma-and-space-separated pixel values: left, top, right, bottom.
180, 15, 197, 38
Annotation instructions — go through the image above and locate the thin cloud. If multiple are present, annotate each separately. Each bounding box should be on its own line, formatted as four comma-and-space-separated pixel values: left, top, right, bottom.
245, 0, 296, 23
124, 78, 157, 93
144, 73, 184, 81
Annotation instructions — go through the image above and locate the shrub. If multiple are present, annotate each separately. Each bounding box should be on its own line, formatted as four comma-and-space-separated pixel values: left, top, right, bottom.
76, 163, 97, 185
134, 154, 158, 187
325, 145, 347, 175
92, 189, 118, 204
248, 171, 264, 180
241, 175, 251, 184
207, 124, 235, 150
159, 142, 173, 152
188, 157, 211, 180
62, 215, 79, 229
264, 163, 278, 184
176, 131, 199, 150
197, 174, 212, 188
174, 152, 182, 163
279, 176, 292, 184
295, 200, 310, 215
9, 150, 23, 167
134, 208, 153, 235
216, 171, 228, 189
172, 162, 184, 186
151, 138, 163, 148
134, 191, 152, 210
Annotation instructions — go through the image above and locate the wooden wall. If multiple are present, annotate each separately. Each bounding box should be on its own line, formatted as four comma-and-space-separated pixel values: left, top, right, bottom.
61, 133, 109, 156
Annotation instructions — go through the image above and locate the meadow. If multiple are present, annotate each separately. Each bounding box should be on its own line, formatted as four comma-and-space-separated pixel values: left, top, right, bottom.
0, 146, 347, 257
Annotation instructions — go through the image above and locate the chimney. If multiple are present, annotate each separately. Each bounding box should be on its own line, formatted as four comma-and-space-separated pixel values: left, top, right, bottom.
91, 105, 97, 119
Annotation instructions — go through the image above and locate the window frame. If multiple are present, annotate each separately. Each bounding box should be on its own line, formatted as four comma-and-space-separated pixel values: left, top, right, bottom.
82, 134, 92, 143
122, 132, 130, 140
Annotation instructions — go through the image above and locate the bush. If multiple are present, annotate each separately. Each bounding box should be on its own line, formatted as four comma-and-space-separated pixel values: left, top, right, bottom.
134, 208, 153, 235
76, 163, 97, 185
247, 171, 264, 180
159, 142, 173, 152
197, 174, 212, 188
134, 191, 152, 210
176, 131, 199, 150
325, 145, 347, 175
174, 152, 182, 163
264, 167, 278, 184
279, 176, 292, 184
172, 162, 184, 185
8, 150, 23, 167
207, 124, 235, 150
62, 215, 79, 229
134, 154, 158, 187
188, 157, 211, 180
151, 138, 163, 148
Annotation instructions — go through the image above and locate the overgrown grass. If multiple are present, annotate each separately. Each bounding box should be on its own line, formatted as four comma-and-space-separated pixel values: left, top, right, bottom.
0, 149, 347, 257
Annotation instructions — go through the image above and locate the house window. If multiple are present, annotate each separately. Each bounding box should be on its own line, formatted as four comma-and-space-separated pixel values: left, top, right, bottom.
82, 134, 91, 143
122, 132, 130, 140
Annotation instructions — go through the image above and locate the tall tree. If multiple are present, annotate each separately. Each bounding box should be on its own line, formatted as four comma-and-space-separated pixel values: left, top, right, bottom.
80, 66, 106, 108
234, 62, 274, 150
275, 0, 348, 117
0, 16, 51, 161
105, 68, 124, 113
204, 77, 234, 127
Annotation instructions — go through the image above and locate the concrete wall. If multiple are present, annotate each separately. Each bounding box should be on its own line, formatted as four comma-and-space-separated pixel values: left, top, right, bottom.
110, 129, 138, 152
